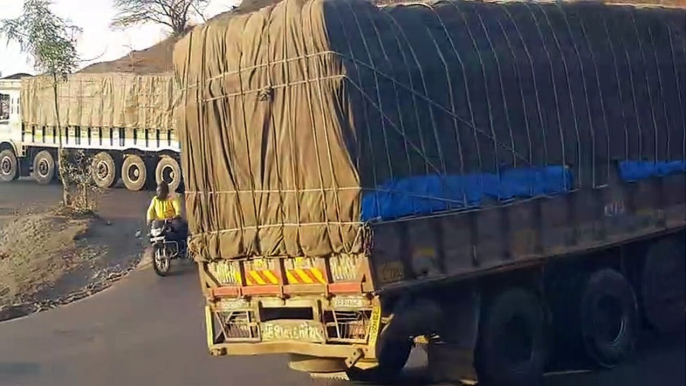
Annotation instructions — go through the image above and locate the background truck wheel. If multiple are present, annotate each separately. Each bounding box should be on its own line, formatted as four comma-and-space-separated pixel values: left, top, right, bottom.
155, 156, 182, 192
121, 154, 147, 191
0, 149, 19, 182
346, 339, 412, 383
475, 288, 547, 386
581, 269, 638, 368
33, 150, 55, 185
91, 151, 119, 189
640, 238, 685, 334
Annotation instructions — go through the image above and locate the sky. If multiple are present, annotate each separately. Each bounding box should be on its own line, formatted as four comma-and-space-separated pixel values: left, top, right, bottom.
0, 0, 239, 77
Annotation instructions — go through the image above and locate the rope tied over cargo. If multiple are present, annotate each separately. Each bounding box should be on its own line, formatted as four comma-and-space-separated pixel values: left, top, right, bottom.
258, 85, 274, 101
174, 0, 686, 261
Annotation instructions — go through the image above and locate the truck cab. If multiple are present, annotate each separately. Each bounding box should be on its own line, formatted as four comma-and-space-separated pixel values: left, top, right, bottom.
0, 75, 28, 182
0, 76, 25, 155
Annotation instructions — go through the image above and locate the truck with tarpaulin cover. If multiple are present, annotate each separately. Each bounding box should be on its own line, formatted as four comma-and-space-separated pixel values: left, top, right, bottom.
0, 72, 183, 191
173, 0, 686, 384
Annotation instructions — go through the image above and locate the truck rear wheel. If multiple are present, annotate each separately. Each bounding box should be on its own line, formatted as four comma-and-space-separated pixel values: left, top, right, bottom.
580, 269, 638, 368
91, 151, 119, 189
33, 150, 55, 185
121, 154, 147, 191
640, 239, 685, 334
0, 149, 19, 182
155, 156, 182, 192
475, 288, 547, 386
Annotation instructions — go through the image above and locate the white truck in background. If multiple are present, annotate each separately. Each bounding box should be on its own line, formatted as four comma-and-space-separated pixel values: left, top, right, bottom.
0, 72, 182, 191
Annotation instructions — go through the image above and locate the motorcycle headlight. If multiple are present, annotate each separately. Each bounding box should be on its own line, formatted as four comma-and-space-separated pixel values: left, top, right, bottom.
151, 228, 163, 237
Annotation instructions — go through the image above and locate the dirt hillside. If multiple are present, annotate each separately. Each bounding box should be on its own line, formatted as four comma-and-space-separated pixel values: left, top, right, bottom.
79, 36, 180, 74
77, 0, 281, 75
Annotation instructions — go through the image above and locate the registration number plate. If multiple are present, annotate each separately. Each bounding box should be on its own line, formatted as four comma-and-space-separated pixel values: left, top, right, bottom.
260, 321, 325, 343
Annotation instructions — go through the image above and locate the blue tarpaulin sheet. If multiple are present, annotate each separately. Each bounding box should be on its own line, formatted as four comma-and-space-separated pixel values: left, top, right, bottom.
619, 161, 686, 182
362, 162, 686, 222
361, 166, 573, 221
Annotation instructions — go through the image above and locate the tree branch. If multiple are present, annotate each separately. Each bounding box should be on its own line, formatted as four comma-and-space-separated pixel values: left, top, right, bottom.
110, 0, 209, 35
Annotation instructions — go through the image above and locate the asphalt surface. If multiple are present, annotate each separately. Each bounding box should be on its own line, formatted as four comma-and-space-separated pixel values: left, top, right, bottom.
0, 181, 684, 386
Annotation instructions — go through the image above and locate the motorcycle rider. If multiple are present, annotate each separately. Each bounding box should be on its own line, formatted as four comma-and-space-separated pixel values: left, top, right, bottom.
146, 181, 188, 245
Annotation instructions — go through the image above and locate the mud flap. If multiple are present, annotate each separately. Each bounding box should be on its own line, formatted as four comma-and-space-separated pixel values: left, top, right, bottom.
427, 289, 481, 384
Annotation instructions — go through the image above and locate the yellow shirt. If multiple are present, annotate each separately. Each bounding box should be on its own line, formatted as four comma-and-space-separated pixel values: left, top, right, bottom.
146, 195, 181, 222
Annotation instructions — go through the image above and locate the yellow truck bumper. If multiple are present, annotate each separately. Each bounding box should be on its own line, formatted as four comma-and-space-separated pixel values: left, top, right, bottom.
209, 340, 368, 360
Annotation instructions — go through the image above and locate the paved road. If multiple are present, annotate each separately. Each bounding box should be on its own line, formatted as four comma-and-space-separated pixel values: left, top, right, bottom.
0, 179, 152, 222
0, 182, 684, 386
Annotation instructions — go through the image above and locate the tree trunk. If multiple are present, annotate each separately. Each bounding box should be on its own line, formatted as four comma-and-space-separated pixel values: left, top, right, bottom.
52, 74, 70, 206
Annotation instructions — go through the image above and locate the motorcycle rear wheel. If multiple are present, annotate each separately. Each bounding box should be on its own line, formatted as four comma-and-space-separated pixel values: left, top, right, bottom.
153, 246, 172, 277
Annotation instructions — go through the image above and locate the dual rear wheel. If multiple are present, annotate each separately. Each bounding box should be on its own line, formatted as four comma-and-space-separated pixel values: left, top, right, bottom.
0, 149, 60, 184
472, 269, 639, 386
120, 154, 182, 192
91, 152, 182, 192
0, 149, 182, 192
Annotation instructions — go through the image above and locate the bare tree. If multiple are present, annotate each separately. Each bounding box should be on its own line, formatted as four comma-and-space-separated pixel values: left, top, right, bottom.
111, 0, 211, 36
1, 0, 81, 207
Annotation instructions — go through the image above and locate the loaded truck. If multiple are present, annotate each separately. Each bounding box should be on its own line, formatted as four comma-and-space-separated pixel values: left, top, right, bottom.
0, 72, 183, 191
174, 0, 686, 384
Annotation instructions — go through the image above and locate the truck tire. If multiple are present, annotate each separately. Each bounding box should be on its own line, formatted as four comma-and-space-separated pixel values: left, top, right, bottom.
580, 269, 638, 368
33, 150, 55, 185
475, 288, 547, 386
91, 151, 119, 189
121, 154, 147, 191
346, 339, 412, 383
0, 149, 19, 182
641, 239, 685, 334
155, 156, 182, 192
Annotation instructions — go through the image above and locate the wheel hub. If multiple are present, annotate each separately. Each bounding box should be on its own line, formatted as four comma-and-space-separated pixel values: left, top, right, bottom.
593, 295, 625, 345
37, 159, 50, 177
162, 165, 175, 184
128, 165, 141, 181
1, 157, 11, 174
96, 160, 109, 180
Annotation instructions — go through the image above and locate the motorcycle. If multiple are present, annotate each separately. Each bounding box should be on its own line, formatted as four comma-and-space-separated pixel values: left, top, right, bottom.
149, 219, 190, 276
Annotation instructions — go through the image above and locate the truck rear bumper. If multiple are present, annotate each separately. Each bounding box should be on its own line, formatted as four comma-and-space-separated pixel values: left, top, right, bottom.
204, 297, 379, 366
210, 341, 366, 360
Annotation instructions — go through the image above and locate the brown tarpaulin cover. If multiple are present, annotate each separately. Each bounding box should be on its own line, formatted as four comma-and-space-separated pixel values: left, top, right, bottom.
21, 73, 177, 130
174, 0, 686, 261
175, 0, 364, 261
